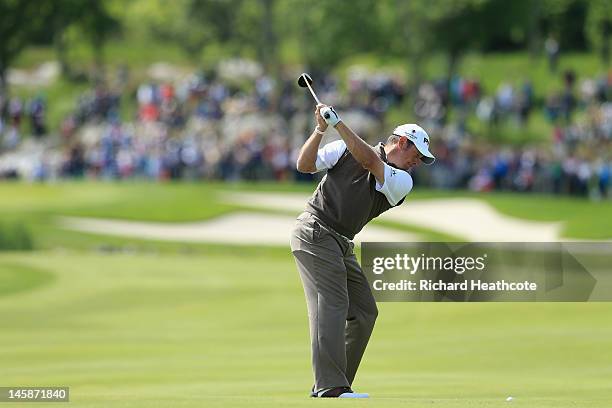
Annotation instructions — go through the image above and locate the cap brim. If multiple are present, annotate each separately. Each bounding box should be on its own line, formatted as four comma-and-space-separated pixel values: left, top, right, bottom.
416, 145, 435, 165
421, 154, 435, 165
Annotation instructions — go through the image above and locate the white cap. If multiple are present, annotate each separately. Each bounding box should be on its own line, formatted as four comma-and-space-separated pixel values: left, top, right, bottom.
392, 124, 435, 165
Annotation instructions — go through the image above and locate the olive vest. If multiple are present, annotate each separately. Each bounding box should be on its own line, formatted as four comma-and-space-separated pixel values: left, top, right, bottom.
305, 143, 405, 240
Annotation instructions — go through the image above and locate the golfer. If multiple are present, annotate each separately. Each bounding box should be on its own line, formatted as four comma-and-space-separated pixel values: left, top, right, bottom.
291, 104, 434, 398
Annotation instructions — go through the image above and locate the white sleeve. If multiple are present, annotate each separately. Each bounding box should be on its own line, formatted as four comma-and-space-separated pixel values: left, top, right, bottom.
314, 140, 347, 172
375, 163, 413, 206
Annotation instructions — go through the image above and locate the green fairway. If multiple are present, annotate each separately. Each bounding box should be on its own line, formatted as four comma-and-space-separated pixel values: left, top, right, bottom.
1, 181, 611, 407
1, 250, 611, 407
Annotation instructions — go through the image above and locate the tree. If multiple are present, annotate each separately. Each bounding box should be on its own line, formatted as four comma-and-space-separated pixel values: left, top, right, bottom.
186, 0, 280, 74
260, 0, 277, 74
428, 0, 532, 80
47, 0, 87, 79
585, 0, 611, 66
0, 0, 121, 97
289, 0, 384, 70
77, 0, 121, 81
0, 0, 50, 97
131, 0, 245, 64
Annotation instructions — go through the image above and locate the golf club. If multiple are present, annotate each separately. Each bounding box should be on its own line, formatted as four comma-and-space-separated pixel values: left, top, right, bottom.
297, 73, 321, 105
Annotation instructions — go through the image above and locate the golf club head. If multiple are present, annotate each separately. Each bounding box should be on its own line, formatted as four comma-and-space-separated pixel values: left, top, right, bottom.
297, 73, 313, 88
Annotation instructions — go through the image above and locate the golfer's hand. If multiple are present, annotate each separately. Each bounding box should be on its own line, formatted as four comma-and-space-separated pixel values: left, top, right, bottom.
320, 105, 342, 127
315, 104, 328, 132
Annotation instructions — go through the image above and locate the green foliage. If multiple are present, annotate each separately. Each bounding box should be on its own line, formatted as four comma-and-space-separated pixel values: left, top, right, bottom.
541, 0, 589, 49
121, 0, 279, 67
77, 0, 121, 50
420, 0, 534, 77
286, 0, 385, 69
2, 0, 609, 94
0, 0, 48, 91
0, 0, 122, 92
132, 0, 223, 59
584, 0, 611, 65
0, 221, 34, 251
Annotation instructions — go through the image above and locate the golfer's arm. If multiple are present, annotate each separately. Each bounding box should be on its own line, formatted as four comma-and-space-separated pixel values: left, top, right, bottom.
334, 122, 385, 183
296, 130, 324, 173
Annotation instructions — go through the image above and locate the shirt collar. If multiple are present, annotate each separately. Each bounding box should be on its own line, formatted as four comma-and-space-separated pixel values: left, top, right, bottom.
376, 143, 387, 163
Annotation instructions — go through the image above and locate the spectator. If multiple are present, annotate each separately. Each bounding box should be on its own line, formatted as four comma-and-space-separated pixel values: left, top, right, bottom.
545, 35, 560, 73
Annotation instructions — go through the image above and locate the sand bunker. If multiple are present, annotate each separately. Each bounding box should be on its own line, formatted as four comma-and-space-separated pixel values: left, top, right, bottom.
58, 192, 564, 245
58, 212, 419, 246
221, 192, 562, 242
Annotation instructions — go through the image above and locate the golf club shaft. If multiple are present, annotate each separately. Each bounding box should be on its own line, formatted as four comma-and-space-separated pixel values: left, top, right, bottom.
304, 80, 321, 105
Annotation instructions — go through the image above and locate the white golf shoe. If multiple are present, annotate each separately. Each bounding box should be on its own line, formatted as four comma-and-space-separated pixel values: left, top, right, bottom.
311, 386, 369, 398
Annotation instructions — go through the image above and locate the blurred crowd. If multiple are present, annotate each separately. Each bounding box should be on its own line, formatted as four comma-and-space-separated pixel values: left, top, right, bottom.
0, 94, 47, 150
413, 69, 612, 199
0, 62, 611, 199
